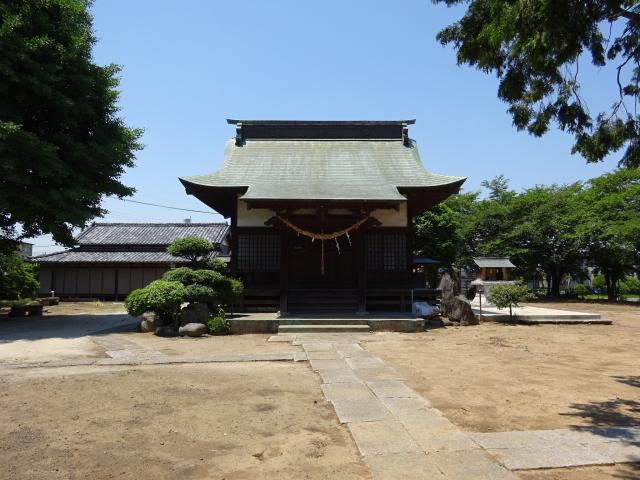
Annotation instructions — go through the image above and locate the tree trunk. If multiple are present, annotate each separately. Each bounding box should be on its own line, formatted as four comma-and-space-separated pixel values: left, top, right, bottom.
605, 273, 615, 301
550, 272, 562, 297
546, 272, 552, 296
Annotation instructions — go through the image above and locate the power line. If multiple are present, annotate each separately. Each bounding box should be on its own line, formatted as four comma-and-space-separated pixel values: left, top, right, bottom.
121, 199, 217, 215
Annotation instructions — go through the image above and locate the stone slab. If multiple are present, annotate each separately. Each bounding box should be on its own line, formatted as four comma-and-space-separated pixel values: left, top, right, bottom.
411, 429, 480, 454
321, 382, 375, 402
367, 380, 420, 398
332, 398, 392, 423
293, 352, 308, 362
305, 350, 340, 360
348, 420, 421, 456
267, 334, 295, 342
397, 409, 457, 433
345, 355, 385, 369
430, 449, 519, 480
589, 440, 640, 463
364, 452, 446, 480
332, 343, 364, 356
301, 342, 334, 352
309, 358, 350, 371
316, 368, 361, 384
228, 318, 279, 334
352, 366, 403, 382
279, 324, 370, 333
380, 396, 431, 415
490, 444, 611, 470
470, 431, 544, 450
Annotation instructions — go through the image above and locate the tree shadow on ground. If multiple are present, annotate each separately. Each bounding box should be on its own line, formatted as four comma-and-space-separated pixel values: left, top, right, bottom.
0, 313, 137, 343
561, 375, 640, 478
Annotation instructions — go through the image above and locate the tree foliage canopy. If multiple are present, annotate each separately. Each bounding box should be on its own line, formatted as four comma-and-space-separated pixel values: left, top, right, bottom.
434, 0, 640, 167
0, 0, 142, 250
487, 282, 531, 320
166, 236, 215, 264
414, 169, 640, 299
0, 251, 39, 300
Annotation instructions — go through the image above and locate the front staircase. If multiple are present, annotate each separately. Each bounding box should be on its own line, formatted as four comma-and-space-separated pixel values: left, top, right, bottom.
278, 317, 370, 334
286, 288, 359, 313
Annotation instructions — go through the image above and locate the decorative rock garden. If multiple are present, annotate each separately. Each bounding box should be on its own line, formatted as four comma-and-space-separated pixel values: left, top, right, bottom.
126, 236, 243, 338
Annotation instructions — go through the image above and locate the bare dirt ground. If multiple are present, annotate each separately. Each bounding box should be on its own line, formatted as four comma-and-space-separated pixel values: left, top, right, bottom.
0, 362, 369, 480
124, 332, 297, 357
44, 301, 128, 315
363, 301, 640, 479
0, 302, 295, 363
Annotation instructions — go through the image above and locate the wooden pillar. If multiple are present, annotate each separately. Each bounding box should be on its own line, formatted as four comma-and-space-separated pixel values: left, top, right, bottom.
357, 230, 367, 314
230, 198, 238, 278
279, 230, 289, 316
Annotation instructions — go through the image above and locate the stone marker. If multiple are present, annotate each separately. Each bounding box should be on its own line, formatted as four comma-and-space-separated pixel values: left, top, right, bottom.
180, 302, 210, 326
155, 325, 178, 337
138, 312, 157, 333
179, 323, 208, 337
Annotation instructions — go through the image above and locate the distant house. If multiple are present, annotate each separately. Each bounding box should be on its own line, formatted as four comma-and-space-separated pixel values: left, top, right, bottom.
31, 223, 229, 299
473, 257, 515, 281
18, 242, 33, 259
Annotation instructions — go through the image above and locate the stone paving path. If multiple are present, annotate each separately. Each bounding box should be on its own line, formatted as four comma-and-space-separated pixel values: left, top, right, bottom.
272, 333, 518, 480
472, 427, 640, 469
272, 333, 640, 479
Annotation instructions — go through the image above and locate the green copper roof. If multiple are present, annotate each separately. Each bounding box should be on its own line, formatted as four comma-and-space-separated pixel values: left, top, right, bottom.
180, 139, 465, 202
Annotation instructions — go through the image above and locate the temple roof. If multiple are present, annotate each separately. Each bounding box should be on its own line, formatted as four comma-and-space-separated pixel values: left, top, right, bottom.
179, 120, 466, 217
474, 257, 516, 268
30, 223, 230, 264
75, 222, 229, 246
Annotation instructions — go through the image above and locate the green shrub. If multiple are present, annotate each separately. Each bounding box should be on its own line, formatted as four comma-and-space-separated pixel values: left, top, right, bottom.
167, 236, 214, 263
125, 288, 149, 317
163, 267, 223, 288
619, 276, 640, 295
204, 257, 228, 274
143, 280, 186, 315
184, 283, 216, 304
0, 252, 39, 300
0, 298, 38, 307
207, 315, 230, 335
573, 283, 588, 298
487, 282, 531, 322
217, 277, 244, 305
591, 274, 606, 290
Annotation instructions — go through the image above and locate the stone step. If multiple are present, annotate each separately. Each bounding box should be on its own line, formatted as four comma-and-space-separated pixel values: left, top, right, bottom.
278, 324, 371, 333
279, 318, 369, 325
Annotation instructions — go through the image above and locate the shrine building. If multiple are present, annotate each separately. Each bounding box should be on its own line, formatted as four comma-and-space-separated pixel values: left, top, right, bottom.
179, 119, 465, 314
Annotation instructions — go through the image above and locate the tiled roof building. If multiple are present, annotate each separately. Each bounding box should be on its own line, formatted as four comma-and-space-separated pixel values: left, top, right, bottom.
32, 223, 229, 299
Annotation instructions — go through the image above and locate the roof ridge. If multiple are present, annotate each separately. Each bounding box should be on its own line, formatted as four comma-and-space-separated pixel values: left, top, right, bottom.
89, 222, 228, 226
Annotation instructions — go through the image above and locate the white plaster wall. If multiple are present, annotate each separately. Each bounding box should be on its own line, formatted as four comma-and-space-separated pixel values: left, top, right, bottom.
236, 199, 274, 227
236, 199, 407, 227
371, 203, 407, 227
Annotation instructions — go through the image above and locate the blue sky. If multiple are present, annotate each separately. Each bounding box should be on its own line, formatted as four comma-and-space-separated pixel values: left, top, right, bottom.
31, 0, 621, 254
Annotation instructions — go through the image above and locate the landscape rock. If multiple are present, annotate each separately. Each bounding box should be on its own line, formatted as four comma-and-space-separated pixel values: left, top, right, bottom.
427, 317, 445, 328
180, 303, 210, 326
154, 325, 178, 337
450, 295, 479, 325
138, 312, 157, 333
179, 323, 208, 337
439, 273, 478, 325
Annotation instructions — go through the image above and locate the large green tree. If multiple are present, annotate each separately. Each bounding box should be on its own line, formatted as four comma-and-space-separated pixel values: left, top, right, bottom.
0, 0, 142, 251
414, 191, 478, 268
434, 0, 640, 167
575, 167, 640, 300
506, 183, 584, 296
